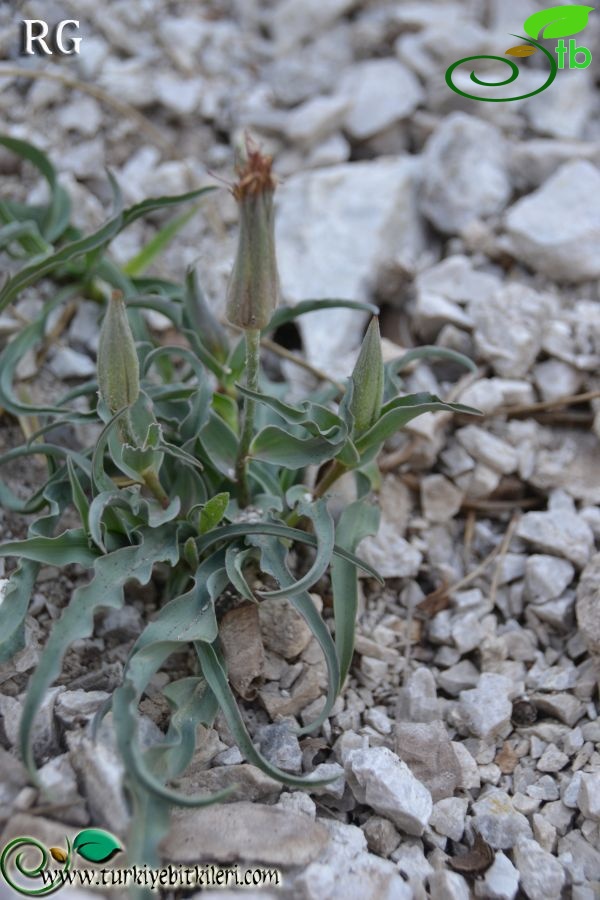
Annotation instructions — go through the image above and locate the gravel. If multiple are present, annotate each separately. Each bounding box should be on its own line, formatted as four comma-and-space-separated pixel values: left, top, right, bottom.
1, 0, 600, 895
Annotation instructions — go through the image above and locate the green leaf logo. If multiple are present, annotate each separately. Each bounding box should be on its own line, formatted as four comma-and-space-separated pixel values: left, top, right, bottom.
523, 5, 594, 40
73, 829, 122, 864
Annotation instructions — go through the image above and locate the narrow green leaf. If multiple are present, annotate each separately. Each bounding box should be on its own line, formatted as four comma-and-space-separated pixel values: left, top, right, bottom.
331, 501, 380, 688
266, 298, 379, 333
122, 205, 200, 277
259, 498, 334, 600
196, 522, 383, 582
197, 642, 336, 784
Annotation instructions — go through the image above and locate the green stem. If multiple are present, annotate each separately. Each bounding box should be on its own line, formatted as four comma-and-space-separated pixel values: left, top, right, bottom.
235, 328, 261, 507
313, 460, 348, 499
142, 467, 170, 509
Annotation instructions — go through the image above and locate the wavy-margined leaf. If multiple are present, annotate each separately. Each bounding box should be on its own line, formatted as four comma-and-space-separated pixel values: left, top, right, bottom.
0, 184, 216, 312
266, 298, 379, 333
250, 427, 346, 469
196, 521, 382, 582
0, 478, 70, 663
197, 642, 336, 784
19, 524, 180, 776
252, 536, 339, 735
0, 443, 88, 514
0, 173, 123, 312
259, 496, 334, 600
331, 500, 380, 688
238, 385, 346, 440
524, 5, 594, 40
0, 529, 98, 567
110, 554, 234, 807
0, 288, 85, 417
355, 392, 482, 457
0, 135, 71, 241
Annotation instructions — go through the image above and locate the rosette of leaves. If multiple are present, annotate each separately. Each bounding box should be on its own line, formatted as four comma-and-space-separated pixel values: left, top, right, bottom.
0, 136, 480, 887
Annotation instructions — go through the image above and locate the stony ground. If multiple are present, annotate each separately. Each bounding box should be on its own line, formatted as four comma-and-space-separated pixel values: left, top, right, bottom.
0, 0, 600, 898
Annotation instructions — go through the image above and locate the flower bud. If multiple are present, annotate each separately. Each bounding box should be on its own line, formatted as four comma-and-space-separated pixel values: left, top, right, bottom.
225, 139, 280, 330
97, 292, 140, 414
349, 317, 384, 435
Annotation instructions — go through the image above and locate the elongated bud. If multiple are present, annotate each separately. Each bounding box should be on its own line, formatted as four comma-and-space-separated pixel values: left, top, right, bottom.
349, 318, 384, 435
184, 268, 229, 361
97, 293, 140, 414
225, 138, 280, 330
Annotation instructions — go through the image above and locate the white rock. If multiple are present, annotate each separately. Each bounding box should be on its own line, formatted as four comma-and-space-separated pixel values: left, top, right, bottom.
537, 744, 569, 773
48, 347, 96, 378
421, 113, 511, 234
276, 157, 424, 374
413, 291, 472, 340
429, 870, 470, 900
285, 94, 351, 146
525, 555, 575, 604
475, 851, 519, 900
339, 59, 424, 139
307, 133, 351, 168
457, 673, 513, 741
456, 426, 518, 475
525, 70, 594, 140
578, 772, 600, 822
294, 818, 411, 900
517, 509, 594, 569
415, 255, 500, 306
155, 74, 203, 115
271, 0, 356, 50
421, 474, 463, 522
458, 378, 534, 414
469, 283, 555, 378
505, 160, 600, 282
437, 660, 479, 695
450, 741, 480, 790
576, 553, 600, 654
345, 746, 432, 835
533, 359, 582, 403
514, 837, 565, 900
472, 789, 532, 849
510, 139, 600, 190
358, 477, 422, 578
56, 97, 102, 136
429, 797, 468, 841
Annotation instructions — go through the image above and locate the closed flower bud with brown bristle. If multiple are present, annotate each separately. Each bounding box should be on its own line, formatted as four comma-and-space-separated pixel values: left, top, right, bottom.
349, 317, 384, 436
97, 292, 140, 415
225, 138, 280, 331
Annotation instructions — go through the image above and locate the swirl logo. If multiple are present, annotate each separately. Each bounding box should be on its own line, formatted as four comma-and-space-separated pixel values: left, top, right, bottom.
445, 4, 594, 102
0, 829, 121, 896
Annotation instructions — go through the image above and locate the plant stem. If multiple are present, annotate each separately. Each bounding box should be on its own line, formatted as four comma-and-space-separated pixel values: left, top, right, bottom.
313, 459, 348, 499
235, 328, 261, 507
142, 468, 170, 509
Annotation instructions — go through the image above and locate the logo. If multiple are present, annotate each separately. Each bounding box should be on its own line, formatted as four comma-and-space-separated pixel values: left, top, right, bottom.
446, 4, 594, 102
20, 20, 82, 56
0, 828, 121, 896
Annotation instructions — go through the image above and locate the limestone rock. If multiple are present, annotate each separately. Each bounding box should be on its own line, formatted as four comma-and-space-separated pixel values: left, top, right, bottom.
505, 160, 600, 281
345, 746, 432, 835
421, 113, 511, 234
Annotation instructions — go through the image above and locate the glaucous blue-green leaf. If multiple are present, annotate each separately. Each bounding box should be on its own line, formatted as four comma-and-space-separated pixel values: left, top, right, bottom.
331, 500, 380, 688
19, 524, 180, 777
